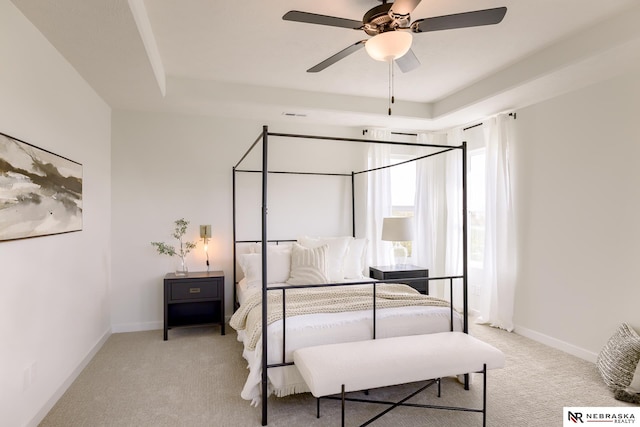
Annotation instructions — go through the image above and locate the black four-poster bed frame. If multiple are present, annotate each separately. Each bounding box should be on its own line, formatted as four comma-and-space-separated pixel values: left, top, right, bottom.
232, 125, 469, 426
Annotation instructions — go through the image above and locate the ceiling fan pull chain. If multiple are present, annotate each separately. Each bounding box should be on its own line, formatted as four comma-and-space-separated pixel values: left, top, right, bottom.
388, 60, 392, 115
392, 59, 395, 105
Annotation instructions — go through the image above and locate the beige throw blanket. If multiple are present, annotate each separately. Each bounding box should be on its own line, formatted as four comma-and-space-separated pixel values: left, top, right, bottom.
230, 283, 451, 351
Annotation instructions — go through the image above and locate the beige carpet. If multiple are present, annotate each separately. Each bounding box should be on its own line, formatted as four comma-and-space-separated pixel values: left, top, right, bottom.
39, 323, 633, 427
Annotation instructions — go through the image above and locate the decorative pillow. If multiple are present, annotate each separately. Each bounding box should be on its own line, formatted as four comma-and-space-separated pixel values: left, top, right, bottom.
596, 323, 640, 402
615, 363, 640, 403
238, 245, 291, 288
286, 243, 329, 286
298, 236, 351, 282
630, 362, 640, 393
343, 238, 368, 279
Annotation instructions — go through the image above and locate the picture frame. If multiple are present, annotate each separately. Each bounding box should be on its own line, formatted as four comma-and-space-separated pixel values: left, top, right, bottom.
0, 131, 83, 241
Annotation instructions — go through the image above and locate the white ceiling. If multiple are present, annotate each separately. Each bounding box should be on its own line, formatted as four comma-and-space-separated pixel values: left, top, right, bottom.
10, 0, 640, 130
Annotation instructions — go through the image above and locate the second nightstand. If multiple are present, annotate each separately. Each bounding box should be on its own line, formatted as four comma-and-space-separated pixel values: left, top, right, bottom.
369, 264, 429, 295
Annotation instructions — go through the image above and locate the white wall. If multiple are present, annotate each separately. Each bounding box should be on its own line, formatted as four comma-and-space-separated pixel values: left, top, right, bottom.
0, 2, 112, 426
110, 111, 365, 332
513, 68, 640, 361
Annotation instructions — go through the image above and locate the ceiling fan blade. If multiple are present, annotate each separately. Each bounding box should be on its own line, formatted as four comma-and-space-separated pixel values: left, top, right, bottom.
413, 7, 507, 33
390, 0, 422, 17
307, 41, 366, 73
395, 49, 420, 73
283, 11, 362, 30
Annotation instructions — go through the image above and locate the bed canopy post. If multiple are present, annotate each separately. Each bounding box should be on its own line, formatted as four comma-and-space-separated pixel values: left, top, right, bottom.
462, 140, 469, 334
232, 166, 237, 308
351, 172, 356, 238
260, 125, 269, 426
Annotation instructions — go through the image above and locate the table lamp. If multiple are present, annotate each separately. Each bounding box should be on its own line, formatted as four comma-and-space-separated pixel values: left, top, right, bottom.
381, 216, 414, 266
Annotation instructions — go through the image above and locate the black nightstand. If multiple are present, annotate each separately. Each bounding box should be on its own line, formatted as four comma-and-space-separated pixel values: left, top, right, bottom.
163, 271, 225, 340
369, 265, 429, 295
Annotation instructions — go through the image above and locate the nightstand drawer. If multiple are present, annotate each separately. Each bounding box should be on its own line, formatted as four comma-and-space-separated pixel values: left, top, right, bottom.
170, 280, 219, 300
383, 270, 428, 280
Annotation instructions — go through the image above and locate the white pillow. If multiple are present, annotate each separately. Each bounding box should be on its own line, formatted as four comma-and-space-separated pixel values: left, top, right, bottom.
249, 242, 292, 254
238, 245, 291, 288
286, 243, 329, 286
343, 238, 368, 279
298, 236, 351, 282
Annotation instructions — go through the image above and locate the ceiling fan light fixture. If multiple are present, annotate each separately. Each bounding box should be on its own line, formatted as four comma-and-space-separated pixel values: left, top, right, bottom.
365, 31, 413, 62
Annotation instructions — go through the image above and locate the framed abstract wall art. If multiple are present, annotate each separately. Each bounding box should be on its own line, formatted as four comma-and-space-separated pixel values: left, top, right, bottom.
0, 132, 83, 241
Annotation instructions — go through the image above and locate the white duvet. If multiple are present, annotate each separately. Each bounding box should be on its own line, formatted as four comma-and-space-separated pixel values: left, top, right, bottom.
234, 281, 463, 405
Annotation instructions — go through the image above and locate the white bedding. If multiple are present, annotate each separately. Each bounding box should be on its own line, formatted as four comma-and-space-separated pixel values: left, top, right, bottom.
234, 280, 463, 405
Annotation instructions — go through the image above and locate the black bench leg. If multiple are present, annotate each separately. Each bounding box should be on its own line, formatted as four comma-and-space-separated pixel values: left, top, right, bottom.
341, 384, 346, 427
437, 378, 441, 397
316, 397, 320, 418
464, 373, 470, 390
482, 364, 487, 427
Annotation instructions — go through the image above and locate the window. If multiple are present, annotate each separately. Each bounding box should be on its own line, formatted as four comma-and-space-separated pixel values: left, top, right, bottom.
390, 155, 416, 257
467, 148, 486, 266
387, 150, 486, 265
390, 156, 416, 215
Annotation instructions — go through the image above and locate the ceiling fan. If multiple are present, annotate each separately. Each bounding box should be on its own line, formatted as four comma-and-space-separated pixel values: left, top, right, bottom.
283, 0, 507, 73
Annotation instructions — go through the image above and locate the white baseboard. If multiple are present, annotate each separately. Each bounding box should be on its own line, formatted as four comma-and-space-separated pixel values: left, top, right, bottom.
112, 316, 233, 334
28, 327, 112, 427
514, 324, 598, 363
111, 320, 163, 333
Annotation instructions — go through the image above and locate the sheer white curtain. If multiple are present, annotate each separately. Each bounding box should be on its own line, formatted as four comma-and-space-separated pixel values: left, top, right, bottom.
443, 129, 465, 307
412, 133, 438, 275
444, 128, 464, 278
476, 114, 517, 331
365, 130, 393, 266
413, 130, 464, 301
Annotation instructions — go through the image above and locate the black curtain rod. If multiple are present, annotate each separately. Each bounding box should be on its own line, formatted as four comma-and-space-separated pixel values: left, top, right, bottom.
362, 130, 418, 136
391, 131, 418, 136
361, 112, 519, 134
463, 112, 517, 132
463, 122, 483, 131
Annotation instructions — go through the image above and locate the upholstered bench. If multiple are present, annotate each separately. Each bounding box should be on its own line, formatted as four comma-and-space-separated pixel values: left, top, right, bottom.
293, 331, 505, 426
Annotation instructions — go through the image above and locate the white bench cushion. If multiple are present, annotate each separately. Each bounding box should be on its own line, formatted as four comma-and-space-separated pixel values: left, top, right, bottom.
293, 332, 505, 398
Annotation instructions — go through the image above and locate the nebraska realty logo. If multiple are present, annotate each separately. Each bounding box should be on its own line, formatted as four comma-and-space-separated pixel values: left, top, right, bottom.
564, 407, 638, 425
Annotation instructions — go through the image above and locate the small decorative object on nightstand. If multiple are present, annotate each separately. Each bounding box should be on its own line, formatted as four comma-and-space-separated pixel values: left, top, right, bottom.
163, 270, 225, 340
369, 264, 429, 295
151, 218, 198, 276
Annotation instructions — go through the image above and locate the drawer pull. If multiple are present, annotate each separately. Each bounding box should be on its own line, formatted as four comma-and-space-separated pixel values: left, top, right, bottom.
189, 288, 201, 294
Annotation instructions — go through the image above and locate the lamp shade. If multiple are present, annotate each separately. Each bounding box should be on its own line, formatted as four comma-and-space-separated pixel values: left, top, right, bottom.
381, 217, 414, 242
365, 31, 413, 62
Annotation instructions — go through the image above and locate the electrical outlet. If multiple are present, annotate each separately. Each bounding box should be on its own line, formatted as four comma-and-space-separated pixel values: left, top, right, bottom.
23, 362, 37, 391
30, 362, 37, 385
23, 366, 31, 391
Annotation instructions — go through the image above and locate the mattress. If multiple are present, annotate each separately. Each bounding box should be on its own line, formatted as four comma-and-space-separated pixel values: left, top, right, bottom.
233, 280, 463, 405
